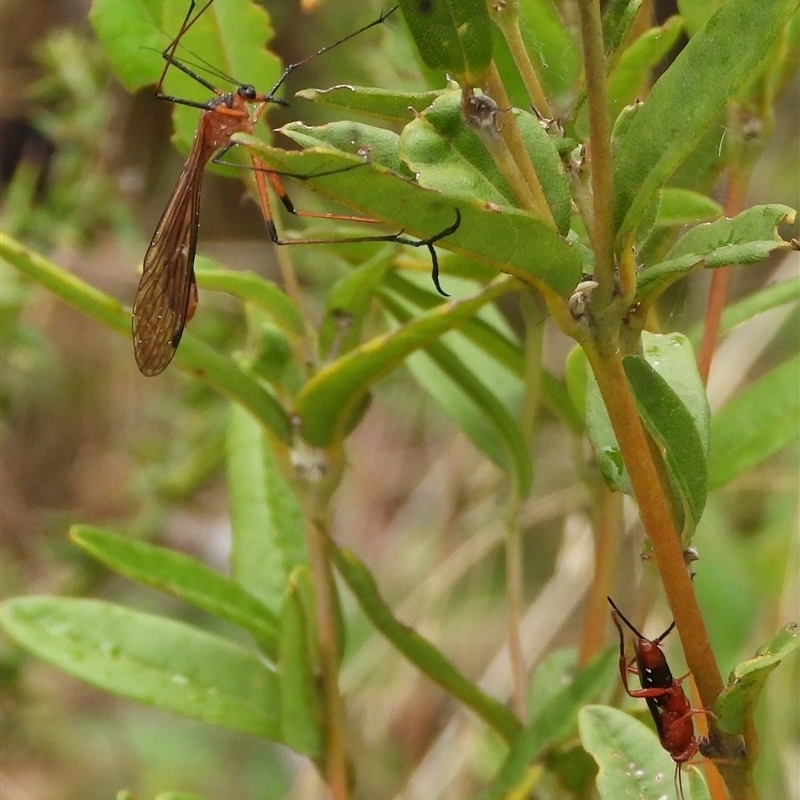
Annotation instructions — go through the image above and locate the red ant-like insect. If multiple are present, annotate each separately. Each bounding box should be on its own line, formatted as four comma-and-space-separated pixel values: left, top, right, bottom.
608, 596, 713, 800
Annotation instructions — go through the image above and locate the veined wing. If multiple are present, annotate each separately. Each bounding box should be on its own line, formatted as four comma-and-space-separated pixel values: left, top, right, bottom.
132, 134, 209, 376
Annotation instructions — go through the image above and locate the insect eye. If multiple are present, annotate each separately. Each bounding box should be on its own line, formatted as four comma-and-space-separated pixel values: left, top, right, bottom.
239, 84, 257, 100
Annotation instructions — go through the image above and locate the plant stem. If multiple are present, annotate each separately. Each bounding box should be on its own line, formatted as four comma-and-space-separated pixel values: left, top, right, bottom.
579, 484, 622, 664
585, 344, 753, 798
586, 345, 723, 703
575, 0, 616, 306
503, 292, 547, 721
505, 501, 527, 721
484, 63, 555, 226
488, 0, 552, 117
301, 449, 349, 799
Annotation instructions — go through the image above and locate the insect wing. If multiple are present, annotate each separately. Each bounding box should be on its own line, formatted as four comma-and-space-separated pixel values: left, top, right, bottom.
132, 138, 207, 376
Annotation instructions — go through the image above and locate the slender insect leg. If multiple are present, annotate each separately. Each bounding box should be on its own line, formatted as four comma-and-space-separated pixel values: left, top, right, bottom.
243, 151, 460, 297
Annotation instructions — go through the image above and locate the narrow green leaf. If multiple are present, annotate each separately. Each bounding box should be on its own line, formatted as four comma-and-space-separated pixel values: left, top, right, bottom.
280, 120, 410, 176
0, 232, 291, 441
687, 767, 713, 800
194, 256, 304, 336
154, 793, 210, 800
477, 649, 616, 800
564, 345, 589, 426
623, 351, 708, 538
706, 277, 800, 341
226, 404, 306, 612
715, 624, 800, 734
612, 0, 798, 245
654, 188, 723, 228
70, 525, 279, 660
278, 569, 323, 758
399, 0, 493, 85
677, 0, 723, 37
586, 332, 709, 522
383, 272, 583, 432
0, 596, 280, 739
294, 278, 513, 447
708, 354, 800, 489
636, 204, 797, 302
236, 138, 583, 297
381, 291, 532, 494
295, 85, 443, 123
384, 272, 522, 369
513, 0, 581, 101
319, 248, 394, 358
579, 705, 707, 800
606, 16, 684, 123
603, 0, 643, 57
332, 546, 522, 743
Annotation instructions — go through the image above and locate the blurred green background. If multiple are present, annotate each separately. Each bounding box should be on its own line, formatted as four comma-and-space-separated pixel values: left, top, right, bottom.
0, 1, 797, 799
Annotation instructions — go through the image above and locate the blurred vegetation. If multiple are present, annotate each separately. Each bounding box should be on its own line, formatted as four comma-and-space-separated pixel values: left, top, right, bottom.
0, 1, 797, 799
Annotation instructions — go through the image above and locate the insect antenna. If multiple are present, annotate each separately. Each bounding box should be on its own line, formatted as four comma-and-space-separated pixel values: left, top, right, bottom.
263, 4, 399, 101
607, 596, 647, 641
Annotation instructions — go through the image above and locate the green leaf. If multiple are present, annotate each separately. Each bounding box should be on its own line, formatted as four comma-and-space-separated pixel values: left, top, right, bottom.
654, 188, 723, 228
585, 332, 709, 524
194, 256, 304, 336
636, 204, 797, 302
90, 0, 282, 154
665, 204, 797, 264
0, 596, 280, 739
278, 568, 323, 758
708, 354, 800, 489
623, 349, 708, 540
513, 0, 581, 101
294, 278, 514, 447
607, 16, 684, 124
564, 345, 589, 425
478, 649, 616, 800
236, 138, 582, 297
381, 290, 532, 494
399, 91, 572, 234
383, 272, 582, 433
579, 705, 709, 800
319, 247, 395, 358
332, 546, 522, 743
280, 120, 411, 176
399, 0, 493, 85
692, 277, 800, 343
154, 793, 210, 800
295, 85, 443, 123
715, 624, 800, 734
0, 232, 291, 441
70, 525, 279, 660
579, 16, 685, 139
401, 91, 519, 208
603, 0, 643, 58
612, 0, 799, 245
678, 0, 723, 38
226, 404, 306, 612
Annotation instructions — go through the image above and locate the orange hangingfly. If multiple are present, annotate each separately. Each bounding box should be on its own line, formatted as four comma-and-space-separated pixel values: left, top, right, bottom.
133, 0, 460, 376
